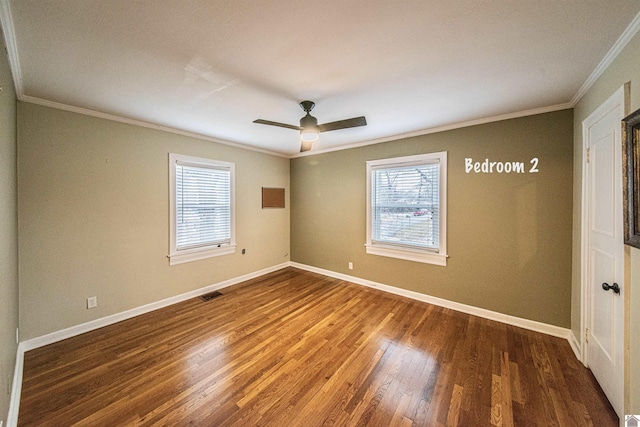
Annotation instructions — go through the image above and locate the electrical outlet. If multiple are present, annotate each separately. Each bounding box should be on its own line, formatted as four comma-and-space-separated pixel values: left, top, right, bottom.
87, 296, 97, 309
348, 262, 353, 270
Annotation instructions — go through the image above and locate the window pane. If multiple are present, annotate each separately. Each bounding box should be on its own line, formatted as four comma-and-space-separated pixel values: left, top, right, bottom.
371, 163, 439, 249
176, 164, 231, 250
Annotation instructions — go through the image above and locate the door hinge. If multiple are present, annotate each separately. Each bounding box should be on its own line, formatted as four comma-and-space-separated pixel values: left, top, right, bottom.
585, 328, 590, 344
586, 147, 591, 164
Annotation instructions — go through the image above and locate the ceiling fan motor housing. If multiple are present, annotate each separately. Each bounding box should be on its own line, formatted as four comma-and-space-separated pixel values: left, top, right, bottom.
300, 113, 318, 129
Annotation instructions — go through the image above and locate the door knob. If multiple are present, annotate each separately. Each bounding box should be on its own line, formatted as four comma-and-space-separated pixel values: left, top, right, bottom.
602, 282, 620, 294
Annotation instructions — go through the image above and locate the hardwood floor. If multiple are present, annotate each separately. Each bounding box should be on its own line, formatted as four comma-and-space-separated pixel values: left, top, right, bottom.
18, 267, 617, 426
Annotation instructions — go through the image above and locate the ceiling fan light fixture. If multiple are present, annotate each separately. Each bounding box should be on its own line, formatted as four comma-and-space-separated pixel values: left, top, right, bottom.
300, 128, 319, 142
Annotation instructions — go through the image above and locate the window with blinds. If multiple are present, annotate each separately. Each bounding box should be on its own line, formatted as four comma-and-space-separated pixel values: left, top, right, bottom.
366, 152, 447, 266
169, 154, 235, 265
176, 164, 231, 249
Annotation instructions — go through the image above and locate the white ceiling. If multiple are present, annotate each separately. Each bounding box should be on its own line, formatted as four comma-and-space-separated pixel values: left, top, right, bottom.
2, 1, 640, 157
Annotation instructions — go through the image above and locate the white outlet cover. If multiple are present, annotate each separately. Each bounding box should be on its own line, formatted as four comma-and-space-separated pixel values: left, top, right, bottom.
87, 296, 97, 309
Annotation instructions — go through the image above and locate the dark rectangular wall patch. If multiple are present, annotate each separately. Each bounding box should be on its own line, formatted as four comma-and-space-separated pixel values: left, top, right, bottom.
262, 187, 285, 208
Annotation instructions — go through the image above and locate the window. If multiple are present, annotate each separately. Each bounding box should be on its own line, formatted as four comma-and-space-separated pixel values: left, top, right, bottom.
169, 153, 235, 265
366, 152, 447, 266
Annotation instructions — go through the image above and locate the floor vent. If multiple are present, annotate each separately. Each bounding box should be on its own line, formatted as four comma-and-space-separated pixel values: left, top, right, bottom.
200, 291, 223, 302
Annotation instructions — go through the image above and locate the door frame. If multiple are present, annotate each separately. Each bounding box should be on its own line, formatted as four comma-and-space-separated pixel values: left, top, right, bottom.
579, 84, 626, 416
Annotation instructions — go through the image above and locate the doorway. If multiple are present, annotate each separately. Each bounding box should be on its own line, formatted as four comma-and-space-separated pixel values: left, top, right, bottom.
581, 85, 626, 417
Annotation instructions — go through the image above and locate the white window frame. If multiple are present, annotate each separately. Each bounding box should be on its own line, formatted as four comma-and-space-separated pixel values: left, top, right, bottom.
169, 153, 236, 265
365, 151, 447, 266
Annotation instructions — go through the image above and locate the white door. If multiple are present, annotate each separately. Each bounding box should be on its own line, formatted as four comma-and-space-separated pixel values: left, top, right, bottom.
583, 86, 625, 417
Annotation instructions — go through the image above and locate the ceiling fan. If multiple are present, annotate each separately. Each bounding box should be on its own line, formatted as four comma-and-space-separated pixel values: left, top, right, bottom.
254, 101, 367, 152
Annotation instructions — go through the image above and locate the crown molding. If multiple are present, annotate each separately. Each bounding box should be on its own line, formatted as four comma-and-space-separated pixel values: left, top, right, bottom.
571, 10, 640, 107
292, 102, 573, 158
0, 0, 24, 98
20, 95, 289, 158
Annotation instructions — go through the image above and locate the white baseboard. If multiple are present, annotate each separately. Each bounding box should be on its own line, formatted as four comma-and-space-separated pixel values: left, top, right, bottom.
17, 261, 574, 352
7, 343, 24, 427
10, 262, 289, 426
290, 262, 572, 341
21, 262, 289, 352
11, 261, 574, 426
569, 330, 583, 363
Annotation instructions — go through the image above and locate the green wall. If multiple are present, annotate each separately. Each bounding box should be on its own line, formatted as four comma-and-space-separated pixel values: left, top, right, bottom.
17, 103, 290, 340
0, 29, 18, 425
291, 110, 573, 328
572, 28, 640, 413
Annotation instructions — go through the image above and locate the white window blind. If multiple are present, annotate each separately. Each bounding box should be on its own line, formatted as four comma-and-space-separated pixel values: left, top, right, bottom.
176, 163, 231, 250
371, 163, 439, 249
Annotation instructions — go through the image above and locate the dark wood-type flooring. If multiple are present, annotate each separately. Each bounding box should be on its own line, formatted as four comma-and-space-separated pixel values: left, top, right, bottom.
18, 267, 617, 426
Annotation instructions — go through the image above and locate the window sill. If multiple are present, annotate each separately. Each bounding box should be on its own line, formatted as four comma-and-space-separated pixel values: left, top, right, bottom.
365, 244, 447, 266
169, 244, 236, 266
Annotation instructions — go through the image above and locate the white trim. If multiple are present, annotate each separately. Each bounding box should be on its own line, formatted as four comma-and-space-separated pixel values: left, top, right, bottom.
364, 244, 447, 266
168, 153, 236, 265
17, 260, 574, 353
20, 96, 288, 158
20, 262, 289, 352
579, 85, 626, 417
579, 116, 590, 366
19, 96, 572, 161
569, 330, 582, 362
580, 85, 626, 362
169, 244, 237, 265
293, 103, 572, 158
579, 87, 627, 364
571, 11, 640, 107
290, 262, 571, 340
365, 152, 447, 266
0, 0, 23, 98
7, 343, 24, 427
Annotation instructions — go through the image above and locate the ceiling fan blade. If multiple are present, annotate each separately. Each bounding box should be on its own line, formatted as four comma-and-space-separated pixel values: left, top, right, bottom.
300, 140, 313, 152
317, 116, 367, 133
253, 119, 301, 131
